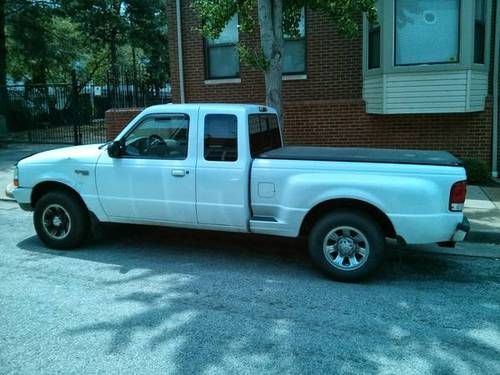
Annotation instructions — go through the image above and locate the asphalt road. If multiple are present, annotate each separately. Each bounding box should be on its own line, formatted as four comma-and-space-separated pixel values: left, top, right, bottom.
1, 201, 499, 375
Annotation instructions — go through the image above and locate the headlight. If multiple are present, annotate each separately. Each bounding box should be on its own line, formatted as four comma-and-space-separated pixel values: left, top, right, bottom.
13, 166, 19, 187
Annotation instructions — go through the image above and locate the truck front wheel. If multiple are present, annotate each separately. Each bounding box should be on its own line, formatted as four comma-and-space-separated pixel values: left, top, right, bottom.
34, 191, 89, 250
308, 210, 385, 281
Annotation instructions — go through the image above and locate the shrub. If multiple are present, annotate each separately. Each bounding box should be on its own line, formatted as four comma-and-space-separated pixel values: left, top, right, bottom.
462, 158, 490, 184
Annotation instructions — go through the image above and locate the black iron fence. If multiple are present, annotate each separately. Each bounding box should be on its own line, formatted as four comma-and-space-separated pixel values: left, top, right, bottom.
0, 71, 171, 145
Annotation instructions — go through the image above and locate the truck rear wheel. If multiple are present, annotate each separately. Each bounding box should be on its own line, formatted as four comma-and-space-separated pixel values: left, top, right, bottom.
34, 191, 89, 250
308, 210, 385, 281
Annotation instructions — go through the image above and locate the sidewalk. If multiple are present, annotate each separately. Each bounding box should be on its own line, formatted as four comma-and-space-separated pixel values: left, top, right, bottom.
464, 185, 500, 243
1, 143, 500, 243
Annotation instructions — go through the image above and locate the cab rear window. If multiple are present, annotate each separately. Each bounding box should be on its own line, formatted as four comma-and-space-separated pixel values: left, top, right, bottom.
249, 114, 282, 157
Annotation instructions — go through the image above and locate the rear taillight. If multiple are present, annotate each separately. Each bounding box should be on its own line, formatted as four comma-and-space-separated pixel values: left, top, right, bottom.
450, 180, 467, 211
13, 166, 19, 187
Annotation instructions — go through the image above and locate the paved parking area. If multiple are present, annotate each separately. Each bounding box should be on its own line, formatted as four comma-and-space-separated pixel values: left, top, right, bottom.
0, 202, 499, 374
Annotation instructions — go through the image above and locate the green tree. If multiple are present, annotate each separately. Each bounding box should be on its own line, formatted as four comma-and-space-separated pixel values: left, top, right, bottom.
7, 10, 86, 83
0, 0, 6, 117
1, 0, 169, 102
193, 0, 376, 125
126, 0, 169, 94
61, 0, 127, 83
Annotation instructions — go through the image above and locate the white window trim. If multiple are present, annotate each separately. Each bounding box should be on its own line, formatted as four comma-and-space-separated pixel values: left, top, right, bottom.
204, 78, 241, 85
283, 74, 307, 81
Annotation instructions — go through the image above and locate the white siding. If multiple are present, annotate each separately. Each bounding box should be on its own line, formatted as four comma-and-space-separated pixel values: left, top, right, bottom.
469, 70, 489, 112
363, 69, 488, 114
363, 76, 383, 113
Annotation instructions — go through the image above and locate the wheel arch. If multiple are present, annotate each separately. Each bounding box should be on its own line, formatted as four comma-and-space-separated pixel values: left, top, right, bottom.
299, 198, 397, 239
31, 181, 87, 210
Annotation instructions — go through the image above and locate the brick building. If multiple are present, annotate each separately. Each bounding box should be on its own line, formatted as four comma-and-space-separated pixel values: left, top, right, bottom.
107, 0, 500, 176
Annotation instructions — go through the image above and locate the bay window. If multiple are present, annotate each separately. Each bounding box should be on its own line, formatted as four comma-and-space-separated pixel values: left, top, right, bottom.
395, 0, 460, 65
205, 15, 239, 79
474, 0, 486, 64
368, 1, 382, 70
363, 0, 491, 114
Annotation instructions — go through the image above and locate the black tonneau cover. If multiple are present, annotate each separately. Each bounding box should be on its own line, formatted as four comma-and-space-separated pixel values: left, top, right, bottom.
257, 147, 463, 167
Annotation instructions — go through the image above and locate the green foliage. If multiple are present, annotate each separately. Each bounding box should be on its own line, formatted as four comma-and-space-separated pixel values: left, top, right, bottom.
192, 0, 256, 39
192, 0, 376, 71
7, 11, 86, 83
462, 158, 490, 184
126, 0, 170, 84
6, 1, 57, 83
237, 43, 268, 71
2, 0, 169, 86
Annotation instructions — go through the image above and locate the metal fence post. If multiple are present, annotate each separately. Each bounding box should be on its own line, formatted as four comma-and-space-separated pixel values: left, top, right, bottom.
71, 70, 81, 145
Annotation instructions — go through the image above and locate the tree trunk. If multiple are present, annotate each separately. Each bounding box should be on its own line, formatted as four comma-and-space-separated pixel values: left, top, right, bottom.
0, 0, 7, 117
257, 0, 284, 127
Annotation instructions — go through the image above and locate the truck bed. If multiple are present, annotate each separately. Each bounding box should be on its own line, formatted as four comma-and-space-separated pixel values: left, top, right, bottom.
257, 147, 463, 167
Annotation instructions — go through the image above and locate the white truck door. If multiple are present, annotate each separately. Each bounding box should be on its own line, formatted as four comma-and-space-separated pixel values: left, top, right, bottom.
195, 109, 250, 229
96, 110, 197, 223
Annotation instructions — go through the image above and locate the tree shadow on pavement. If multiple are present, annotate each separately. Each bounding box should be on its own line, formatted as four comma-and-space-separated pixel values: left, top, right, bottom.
17, 225, 500, 374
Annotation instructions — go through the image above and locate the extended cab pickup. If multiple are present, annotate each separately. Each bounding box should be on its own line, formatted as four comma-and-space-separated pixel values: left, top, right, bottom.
11, 104, 469, 280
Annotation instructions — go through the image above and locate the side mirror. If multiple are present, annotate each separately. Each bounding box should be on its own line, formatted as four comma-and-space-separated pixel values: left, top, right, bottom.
107, 140, 122, 158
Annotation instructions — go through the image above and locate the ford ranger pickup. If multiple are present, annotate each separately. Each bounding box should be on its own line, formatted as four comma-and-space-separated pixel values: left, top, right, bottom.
10, 104, 469, 281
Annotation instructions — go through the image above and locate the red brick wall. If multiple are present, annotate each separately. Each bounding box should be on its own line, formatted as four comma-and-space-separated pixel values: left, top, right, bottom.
130, 1, 496, 166
284, 98, 492, 163
105, 108, 143, 140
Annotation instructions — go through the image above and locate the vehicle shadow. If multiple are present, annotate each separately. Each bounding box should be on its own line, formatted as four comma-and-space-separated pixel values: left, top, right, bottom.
16, 225, 500, 373
18, 224, 313, 277
17, 223, 500, 285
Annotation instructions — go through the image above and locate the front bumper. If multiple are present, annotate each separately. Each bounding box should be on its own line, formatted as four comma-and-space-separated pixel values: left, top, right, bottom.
452, 216, 470, 242
9, 186, 33, 211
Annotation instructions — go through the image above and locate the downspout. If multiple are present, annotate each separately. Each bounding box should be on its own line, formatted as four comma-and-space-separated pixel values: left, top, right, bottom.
493, 0, 499, 177
176, 0, 186, 103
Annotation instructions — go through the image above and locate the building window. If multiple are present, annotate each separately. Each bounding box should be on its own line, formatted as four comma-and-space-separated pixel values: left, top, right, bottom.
283, 9, 306, 74
205, 15, 239, 79
395, 0, 460, 66
368, 1, 381, 69
204, 114, 238, 162
368, 27, 381, 69
474, 0, 486, 64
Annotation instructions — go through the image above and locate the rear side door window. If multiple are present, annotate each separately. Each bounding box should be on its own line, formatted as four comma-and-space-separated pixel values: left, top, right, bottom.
249, 114, 282, 157
204, 114, 238, 162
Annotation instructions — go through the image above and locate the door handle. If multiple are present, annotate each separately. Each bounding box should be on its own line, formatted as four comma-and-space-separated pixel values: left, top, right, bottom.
172, 169, 186, 177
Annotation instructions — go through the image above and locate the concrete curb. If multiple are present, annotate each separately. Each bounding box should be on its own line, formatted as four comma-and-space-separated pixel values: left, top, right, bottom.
466, 229, 500, 244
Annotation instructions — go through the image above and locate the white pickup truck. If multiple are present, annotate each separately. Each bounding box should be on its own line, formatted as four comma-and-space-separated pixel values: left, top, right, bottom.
11, 104, 469, 281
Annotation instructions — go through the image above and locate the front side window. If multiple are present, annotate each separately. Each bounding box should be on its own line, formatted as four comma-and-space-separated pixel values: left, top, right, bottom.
123, 115, 189, 159
204, 114, 238, 162
249, 114, 282, 157
474, 0, 486, 64
368, 1, 381, 69
284, 9, 306, 74
395, 0, 460, 66
205, 15, 239, 79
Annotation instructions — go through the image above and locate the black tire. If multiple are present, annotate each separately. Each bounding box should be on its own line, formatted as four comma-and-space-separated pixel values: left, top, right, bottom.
308, 210, 385, 282
34, 191, 89, 250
